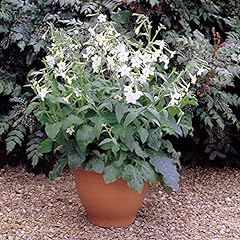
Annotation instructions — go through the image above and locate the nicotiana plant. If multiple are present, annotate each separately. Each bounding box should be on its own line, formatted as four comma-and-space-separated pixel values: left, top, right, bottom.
29, 14, 197, 192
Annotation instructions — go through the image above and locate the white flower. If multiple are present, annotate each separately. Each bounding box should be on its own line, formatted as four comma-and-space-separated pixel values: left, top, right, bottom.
88, 27, 95, 37
170, 50, 176, 58
38, 87, 48, 101
124, 85, 133, 93
114, 94, 123, 101
118, 64, 131, 77
159, 54, 170, 69
46, 55, 55, 68
98, 14, 107, 23
170, 90, 182, 106
66, 126, 75, 135
124, 86, 143, 104
197, 67, 205, 76
95, 33, 107, 46
142, 53, 152, 64
131, 55, 142, 68
57, 61, 66, 72
116, 45, 129, 62
74, 29, 79, 35
189, 73, 197, 84
107, 56, 115, 70
82, 46, 94, 59
142, 65, 154, 78
62, 97, 69, 104
155, 40, 165, 50
91, 55, 102, 73
138, 74, 147, 84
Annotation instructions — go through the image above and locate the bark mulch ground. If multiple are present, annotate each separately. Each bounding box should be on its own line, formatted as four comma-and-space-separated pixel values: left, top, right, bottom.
0, 166, 239, 240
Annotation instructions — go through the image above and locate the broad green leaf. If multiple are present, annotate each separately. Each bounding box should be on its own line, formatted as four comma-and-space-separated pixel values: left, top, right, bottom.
149, 155, 179, 191
85, 158, 105, 174
38, 138, 53, 154
138, 127, 149, 144
68, 150, 84, 171
49, 158, 67, 181
134, 141, 144, 158
25, 102, 39, 115
115, 102, 127, 123
122, 164, 144, 192
123, 110, 138, 127
120, 128, 134, 151
62, 115, 83, 129
45, 122, 62, 139
136, 161, 157, 183
168, 117, 182, 136
147, 129, 162, 151
76, 125, 95, 148
103, 164, 121, 184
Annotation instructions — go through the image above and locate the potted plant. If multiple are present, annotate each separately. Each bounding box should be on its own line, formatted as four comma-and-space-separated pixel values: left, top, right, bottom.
29, 14, 196, 227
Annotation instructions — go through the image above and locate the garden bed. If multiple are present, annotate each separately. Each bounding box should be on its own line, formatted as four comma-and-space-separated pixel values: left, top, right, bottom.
0, 166, 239, 240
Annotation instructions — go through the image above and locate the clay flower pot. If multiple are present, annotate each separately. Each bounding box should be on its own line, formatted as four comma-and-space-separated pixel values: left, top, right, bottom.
74, 169, 149, 228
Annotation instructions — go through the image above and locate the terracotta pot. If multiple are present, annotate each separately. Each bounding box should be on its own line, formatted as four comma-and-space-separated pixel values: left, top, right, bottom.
74, 168, 149, 228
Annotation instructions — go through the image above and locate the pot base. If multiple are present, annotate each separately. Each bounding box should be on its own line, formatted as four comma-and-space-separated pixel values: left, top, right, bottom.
88, 215, 135, 228
74, 169, 148, 228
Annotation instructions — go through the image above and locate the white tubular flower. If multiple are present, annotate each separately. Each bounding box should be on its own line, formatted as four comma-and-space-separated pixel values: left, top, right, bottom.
190, 73, 197, 84
82, 46, 94, 60
117, 45, 129, 62
159, 54, 170, 69
38, 87, 49, 101
114, 94, 123, 101
46, 55, 55, 68
170, 90, 182, 106
142, 53, 152, 64
138, 74, 147, 84
142, 65, 154, 78
88, 27, 96, 37
91, 55, 102, 73
118, 64, 131, 77
155, 40, 165, 50
124, 86, 143, 104
197, 67, 205, 76
98, 14, 107, 23
63, 97, 69, 104
66, 126, 75, 135
57, 61, 66, 72
131, 54, 142, 68
95, 33, 106, 46
107, 56, 115, 70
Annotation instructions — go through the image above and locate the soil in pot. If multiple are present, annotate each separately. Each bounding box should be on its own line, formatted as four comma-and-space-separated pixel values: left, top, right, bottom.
74, 169, 149, 228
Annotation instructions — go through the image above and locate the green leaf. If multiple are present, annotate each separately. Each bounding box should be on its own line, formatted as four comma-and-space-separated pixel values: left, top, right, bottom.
147, 129, 162, 151
49, 158, 67, 181
123, 110, 138, 127
115, 102, 127, 123
103, 164, 121, 184
134, 141, 144, 158
136, 161, 157, 183
168, 117, 182, 136
76, 125, 95, 148
85, 158, 105, 173
149, 155, 179, 191
25, 102, 39, 115
122, 164, 144, 192
99, 138, 116, 150
62, 115, 83, 129
45, 122, 62, 139
38, 138, 53, 154
138, 127, 149, 144
68, 150, 84, 171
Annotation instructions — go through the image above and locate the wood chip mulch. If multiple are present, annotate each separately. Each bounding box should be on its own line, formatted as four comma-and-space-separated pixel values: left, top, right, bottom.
0, 166, 240, 240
